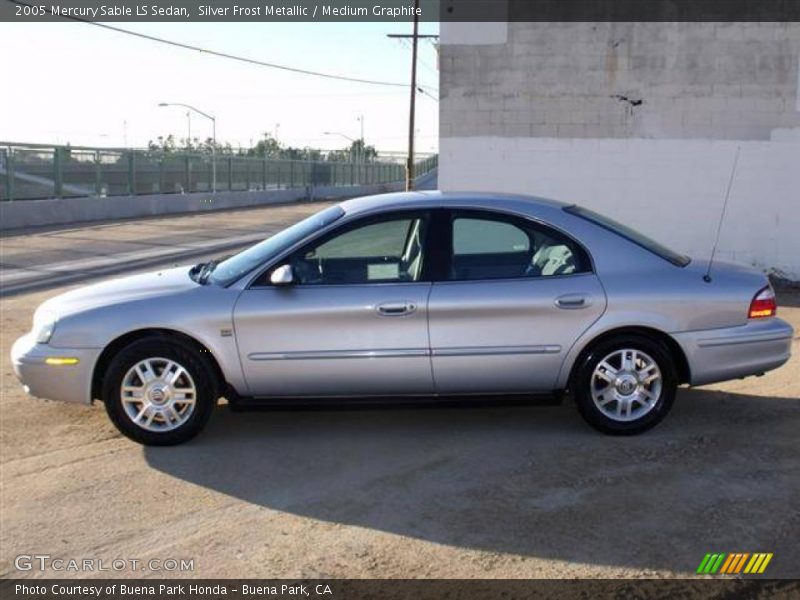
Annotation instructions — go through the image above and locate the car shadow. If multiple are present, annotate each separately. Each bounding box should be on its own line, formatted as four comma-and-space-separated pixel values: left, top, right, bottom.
144, 388, 800, 574
777, 290, 800, 308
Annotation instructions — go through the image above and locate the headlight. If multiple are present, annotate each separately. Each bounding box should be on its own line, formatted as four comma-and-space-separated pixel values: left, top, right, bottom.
34, 313, 57, 344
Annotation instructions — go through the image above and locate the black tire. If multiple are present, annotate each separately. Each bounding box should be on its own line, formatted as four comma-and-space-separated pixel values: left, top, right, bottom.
572, 334, 677, 435
102, 337, 219, 446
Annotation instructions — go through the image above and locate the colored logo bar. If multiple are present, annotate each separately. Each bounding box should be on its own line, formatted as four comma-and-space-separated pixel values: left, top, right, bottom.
696, 553, 773, 574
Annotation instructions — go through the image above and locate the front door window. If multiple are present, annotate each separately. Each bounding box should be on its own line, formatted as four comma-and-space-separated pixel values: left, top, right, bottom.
287, 214, 428, 285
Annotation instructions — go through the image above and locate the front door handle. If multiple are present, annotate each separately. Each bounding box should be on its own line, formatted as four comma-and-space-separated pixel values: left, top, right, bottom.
555, 294, 589, 309
377, 302, 417, 316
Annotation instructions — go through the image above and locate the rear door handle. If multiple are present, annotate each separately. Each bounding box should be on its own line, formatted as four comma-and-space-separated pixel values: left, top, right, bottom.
377, 302, 417, 316
555, 294, 589, 309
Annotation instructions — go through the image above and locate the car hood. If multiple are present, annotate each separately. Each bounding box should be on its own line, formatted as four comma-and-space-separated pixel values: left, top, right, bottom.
37, 266, 199, 320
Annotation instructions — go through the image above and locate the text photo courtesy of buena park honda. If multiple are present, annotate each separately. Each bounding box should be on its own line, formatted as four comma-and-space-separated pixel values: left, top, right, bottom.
0, 0, 799, 597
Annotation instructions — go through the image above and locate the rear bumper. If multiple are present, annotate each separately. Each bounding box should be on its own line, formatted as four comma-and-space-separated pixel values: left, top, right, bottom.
11, 333, 100, 405
673, 318, 794, 386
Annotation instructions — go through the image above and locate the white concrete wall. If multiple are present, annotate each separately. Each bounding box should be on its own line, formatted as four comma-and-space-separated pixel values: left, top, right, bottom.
439, 138, 800, 279
440, 20, 800, 279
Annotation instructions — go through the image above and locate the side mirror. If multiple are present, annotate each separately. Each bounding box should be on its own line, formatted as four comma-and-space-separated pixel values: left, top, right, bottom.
270, 264, 295, 286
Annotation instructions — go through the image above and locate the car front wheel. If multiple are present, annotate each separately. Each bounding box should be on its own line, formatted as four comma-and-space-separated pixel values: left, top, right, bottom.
102, 338, 218, 446
573, 335, 677, 435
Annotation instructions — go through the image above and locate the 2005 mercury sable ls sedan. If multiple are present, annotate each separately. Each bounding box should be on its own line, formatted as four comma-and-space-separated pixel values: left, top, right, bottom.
12, 192, 794, 445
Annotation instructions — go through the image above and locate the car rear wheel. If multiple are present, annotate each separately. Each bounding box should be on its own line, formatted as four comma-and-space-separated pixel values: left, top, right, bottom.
573, 335, 677, 435
102, 338, 218, 446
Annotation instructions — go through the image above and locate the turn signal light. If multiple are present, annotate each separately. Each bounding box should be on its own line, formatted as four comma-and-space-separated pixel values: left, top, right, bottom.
45, 357, 80, 366
748, 286, 777, 319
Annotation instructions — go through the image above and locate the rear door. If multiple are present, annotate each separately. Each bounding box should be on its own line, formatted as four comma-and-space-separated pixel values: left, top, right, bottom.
428, 209, 607, 393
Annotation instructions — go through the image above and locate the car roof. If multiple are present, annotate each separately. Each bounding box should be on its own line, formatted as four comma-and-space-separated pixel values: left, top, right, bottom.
339, 191, 570, 217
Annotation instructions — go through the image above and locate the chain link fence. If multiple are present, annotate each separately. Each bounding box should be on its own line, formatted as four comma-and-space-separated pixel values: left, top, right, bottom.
0, 142, 438, 201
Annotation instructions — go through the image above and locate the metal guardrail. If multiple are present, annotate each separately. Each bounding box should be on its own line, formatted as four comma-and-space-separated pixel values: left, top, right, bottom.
0, 142, 438, 201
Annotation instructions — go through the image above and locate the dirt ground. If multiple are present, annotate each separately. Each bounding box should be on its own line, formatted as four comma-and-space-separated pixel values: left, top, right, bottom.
1, 282, 798, 579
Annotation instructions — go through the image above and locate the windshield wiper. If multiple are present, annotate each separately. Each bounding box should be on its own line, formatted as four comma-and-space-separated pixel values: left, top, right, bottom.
198, 260, 219, 285
189, 262, 207, 283
190, 255, 232, 284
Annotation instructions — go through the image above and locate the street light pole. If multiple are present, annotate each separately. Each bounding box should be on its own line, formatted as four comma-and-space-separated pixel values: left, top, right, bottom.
323, 131, 357, 163
211, 117, 216, 194
357, 115, 365, 164
158, 102, 217, 193
323, 131, 356, 143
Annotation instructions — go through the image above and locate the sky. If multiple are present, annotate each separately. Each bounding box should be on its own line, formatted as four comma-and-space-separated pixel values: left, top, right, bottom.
0, 21, 439, 154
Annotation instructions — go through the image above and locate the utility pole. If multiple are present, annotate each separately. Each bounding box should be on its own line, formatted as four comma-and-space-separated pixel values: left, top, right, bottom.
405, 1, 419, 191
387, 5, 438, 191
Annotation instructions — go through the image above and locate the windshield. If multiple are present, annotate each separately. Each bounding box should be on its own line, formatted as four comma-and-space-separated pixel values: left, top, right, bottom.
207, 205, 345, 286
565, 205, 691, 267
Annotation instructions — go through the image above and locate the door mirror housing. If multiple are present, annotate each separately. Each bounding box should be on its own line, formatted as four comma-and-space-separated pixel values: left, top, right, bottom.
270, 264, 295, 286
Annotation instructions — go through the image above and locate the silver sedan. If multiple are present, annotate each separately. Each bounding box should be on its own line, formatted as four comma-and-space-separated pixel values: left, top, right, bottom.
11, 192, 794, 445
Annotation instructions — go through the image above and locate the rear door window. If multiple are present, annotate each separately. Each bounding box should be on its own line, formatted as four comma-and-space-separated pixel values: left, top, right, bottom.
448, 211, 590, 281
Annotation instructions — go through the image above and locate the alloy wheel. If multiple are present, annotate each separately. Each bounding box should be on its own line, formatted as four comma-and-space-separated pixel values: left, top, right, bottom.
120, 357, 197, 432
590, 348, 662, 422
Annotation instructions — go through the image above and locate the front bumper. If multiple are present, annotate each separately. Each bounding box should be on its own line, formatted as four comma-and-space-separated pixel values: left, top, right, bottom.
673, 317, 794, 386
11, 333, 101, 404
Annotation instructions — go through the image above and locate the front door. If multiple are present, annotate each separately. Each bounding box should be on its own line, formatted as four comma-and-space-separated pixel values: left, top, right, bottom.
233, 211, 434, 397
428, 209, 607, 393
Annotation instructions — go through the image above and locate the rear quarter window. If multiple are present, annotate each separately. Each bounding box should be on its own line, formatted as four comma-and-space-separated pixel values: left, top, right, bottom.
565, 205, 690, 267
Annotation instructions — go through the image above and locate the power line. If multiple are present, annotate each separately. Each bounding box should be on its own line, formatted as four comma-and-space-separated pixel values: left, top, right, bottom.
417, 86, 439, 102
5, 0, 437, 92
394, 38, 438, 78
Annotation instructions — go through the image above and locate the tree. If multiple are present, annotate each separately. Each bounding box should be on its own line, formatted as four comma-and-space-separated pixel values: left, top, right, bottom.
246, 134, 282, 158
350, 139, 378, 163
147, 135, 178, 153
145, 131, 378, 163
147, 134, 233, 155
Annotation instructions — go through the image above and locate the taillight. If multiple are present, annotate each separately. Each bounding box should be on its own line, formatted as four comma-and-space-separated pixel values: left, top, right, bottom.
748, 286, 777, 319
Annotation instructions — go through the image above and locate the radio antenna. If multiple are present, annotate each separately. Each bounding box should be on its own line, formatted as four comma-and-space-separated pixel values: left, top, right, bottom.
704, 146, 741, 282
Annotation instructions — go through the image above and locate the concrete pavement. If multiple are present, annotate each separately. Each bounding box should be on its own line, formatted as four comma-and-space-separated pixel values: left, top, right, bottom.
0, 173, 439, 296
0, 201, 333, 296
